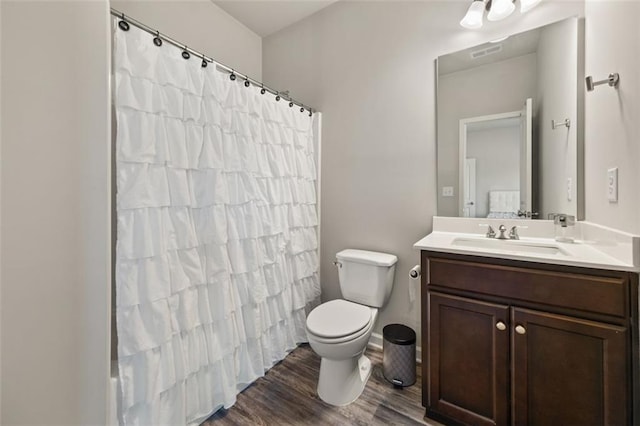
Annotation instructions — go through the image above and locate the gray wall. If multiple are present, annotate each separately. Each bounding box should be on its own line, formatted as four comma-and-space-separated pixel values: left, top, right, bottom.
584, 0, 640, 234
0, 1, 262, 424
263, 0, 584, 344
1, 2, 111, 424
536, 18, 579, 218
467, 125, 521, 217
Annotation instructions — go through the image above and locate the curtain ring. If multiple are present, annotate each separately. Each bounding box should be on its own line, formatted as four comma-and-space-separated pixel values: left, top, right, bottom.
230, 70, 237, 81
244, 77, 250, 88
153, 31, 162, 46
289, 101, 294, 108
308, 108, 313, 117
118, 14, 130, 31
181, 47, 190, 60
260, 84, 266, 95
201, 57, 208, 68
275, 92, 281, 102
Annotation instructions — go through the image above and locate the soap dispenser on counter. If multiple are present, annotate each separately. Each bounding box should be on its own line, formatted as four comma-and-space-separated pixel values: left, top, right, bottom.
554, 214, 576, 243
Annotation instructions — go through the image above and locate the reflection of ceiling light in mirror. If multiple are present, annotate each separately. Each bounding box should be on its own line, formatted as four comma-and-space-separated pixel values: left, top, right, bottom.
460, 0, 486, 30
487, 0, 516, 21
490, 36, 510, 43
520, 0, 542, 13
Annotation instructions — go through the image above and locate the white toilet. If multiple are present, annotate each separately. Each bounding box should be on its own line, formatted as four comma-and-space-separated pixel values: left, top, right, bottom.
306, 249, 398, 406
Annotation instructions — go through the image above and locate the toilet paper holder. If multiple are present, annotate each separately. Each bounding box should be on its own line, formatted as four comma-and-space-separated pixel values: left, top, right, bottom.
409, 265, 421, 279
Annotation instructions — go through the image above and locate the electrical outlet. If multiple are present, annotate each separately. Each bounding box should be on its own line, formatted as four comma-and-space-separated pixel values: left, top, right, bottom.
607, 167, 618, 202
442, 186, 454, 197
566, 177, 572, 201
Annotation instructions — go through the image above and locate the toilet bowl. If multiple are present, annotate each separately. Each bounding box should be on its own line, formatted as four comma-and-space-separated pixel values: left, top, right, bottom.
306, 299, 378, 406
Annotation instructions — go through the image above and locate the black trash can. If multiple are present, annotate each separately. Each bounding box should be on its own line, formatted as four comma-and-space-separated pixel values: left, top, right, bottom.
382, 323, 416, 387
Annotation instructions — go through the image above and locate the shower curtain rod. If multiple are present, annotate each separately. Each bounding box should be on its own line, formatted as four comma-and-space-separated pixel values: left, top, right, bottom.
110, 8, 314, 115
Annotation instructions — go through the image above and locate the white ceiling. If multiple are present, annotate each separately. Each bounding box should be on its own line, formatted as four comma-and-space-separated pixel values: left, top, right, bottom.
213, 0, 339, 37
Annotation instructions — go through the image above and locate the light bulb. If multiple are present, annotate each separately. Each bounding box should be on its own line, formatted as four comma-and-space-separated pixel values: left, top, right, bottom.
520, 0, 541, 14
487, 0, 515, 21
460, 0, 486, 30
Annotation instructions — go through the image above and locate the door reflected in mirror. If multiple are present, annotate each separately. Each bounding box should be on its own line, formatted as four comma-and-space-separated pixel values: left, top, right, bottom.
460, 99, 533, 218
437, 17, 583, 220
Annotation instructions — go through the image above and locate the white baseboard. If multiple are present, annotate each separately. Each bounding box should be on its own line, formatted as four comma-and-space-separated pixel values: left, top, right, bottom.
368, 332, 422, 363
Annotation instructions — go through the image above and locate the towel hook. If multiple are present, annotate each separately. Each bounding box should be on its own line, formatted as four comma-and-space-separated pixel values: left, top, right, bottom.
585, 73, 619, 91
551, 118, 570, 129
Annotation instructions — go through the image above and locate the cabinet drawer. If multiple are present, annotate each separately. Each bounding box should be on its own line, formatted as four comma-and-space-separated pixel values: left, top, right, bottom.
426, 256, 629, 319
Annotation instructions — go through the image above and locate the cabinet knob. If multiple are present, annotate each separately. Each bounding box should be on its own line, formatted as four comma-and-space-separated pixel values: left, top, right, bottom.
496, 321, 506, 331
515, 325, 526, 335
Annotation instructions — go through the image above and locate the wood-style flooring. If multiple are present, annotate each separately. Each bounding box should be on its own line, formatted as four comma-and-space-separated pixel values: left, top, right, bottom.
204, 344, 442, 426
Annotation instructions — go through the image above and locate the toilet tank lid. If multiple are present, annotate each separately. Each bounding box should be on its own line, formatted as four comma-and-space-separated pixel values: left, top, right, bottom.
336, 249, 398, 267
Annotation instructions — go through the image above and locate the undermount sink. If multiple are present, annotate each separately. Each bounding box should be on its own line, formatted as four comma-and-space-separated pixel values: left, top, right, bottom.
452, 237, 568, 256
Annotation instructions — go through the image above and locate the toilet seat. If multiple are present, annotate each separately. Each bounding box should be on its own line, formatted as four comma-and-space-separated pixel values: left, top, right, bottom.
306, 299, 372, 339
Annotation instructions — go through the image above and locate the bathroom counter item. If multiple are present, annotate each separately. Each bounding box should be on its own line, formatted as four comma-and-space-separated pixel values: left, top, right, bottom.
382, 324, 416, 387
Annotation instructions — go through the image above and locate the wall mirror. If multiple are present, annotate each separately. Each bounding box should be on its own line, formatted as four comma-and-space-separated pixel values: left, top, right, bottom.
436, 16, 584, 220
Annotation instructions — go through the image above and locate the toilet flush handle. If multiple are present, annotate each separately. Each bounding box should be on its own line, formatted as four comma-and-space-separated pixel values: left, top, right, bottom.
333, 260, 342, 268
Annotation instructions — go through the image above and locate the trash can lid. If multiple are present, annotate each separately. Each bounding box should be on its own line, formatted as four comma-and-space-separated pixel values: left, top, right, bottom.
383, 323, 416, 345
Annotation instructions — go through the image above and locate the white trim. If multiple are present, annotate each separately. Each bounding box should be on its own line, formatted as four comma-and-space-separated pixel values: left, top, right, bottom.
523, 98, 533, 212
0, 0, 3, 419
313, 113, 322, 288
367, 332, 422, 364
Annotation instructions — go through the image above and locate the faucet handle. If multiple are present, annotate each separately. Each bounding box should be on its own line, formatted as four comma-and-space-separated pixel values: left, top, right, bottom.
509, 225, 529, 240
518, 210, 540, 218
479, 223, 496, 238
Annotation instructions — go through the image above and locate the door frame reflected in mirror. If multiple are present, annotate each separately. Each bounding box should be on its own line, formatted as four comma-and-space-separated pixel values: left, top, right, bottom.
458, 98, 533, 218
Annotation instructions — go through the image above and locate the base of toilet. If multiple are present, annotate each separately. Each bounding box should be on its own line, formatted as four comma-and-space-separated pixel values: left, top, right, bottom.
317, 353, 372, 406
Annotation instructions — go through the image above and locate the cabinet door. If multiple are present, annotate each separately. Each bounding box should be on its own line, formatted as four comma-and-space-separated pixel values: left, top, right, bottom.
428, 292, 509, 426
512, 308, 629, 425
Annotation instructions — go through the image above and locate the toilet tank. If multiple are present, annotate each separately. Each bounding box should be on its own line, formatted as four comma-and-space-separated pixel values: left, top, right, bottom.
336, 249, 398, 308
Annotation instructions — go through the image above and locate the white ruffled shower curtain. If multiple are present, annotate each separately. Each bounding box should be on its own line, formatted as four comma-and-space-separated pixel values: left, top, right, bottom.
114, 23, 320, 426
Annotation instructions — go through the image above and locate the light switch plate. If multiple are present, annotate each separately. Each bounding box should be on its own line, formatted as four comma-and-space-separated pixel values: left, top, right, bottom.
607, 167, 618, 202
442, 186, 454, 197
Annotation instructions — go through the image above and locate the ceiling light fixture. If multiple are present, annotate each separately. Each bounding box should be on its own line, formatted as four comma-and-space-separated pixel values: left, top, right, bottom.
460, 0, 487, 30
460, 0, 540, 30
487, 0, 516, 21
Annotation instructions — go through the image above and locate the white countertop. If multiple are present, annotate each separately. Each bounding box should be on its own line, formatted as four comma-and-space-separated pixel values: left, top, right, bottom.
414, 217, 640, 272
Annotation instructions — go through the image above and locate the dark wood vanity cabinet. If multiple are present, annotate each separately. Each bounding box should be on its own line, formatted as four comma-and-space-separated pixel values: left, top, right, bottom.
421, 251, 638, 426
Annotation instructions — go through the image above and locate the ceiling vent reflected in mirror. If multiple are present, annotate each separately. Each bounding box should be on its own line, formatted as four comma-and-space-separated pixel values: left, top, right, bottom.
470, 44, 503, 60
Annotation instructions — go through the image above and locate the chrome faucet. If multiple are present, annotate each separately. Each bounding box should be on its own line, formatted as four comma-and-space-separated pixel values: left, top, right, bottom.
482, 224, 496, 238
509, 226, 520, 240
481, 223, 526, 240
